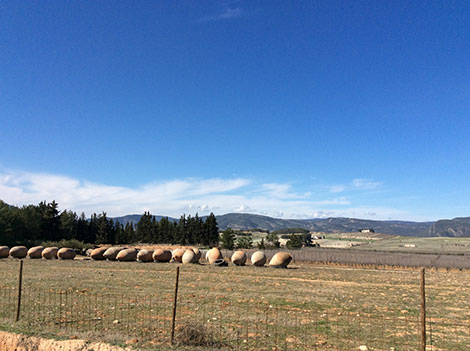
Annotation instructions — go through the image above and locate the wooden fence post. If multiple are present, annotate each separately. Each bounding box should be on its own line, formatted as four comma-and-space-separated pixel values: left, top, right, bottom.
420, 268, 426, 351
15, 260, 24, 322
170, 266, 180, 345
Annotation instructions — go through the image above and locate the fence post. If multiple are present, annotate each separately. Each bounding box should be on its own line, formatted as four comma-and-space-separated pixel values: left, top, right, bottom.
420, 268, 426, 351
170, 266, 180, 345
15, 260, 24, 322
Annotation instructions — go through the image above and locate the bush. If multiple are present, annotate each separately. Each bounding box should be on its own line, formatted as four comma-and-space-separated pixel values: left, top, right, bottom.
175, 323, 224, 347
236, 235, 253, 249
286, 235, 304, 249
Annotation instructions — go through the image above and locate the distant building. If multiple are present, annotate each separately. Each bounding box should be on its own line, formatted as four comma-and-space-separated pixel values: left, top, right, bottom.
359, 229, 375, 233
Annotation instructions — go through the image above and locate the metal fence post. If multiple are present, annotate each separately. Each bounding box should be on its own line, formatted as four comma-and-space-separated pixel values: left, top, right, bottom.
15, 260, 24, 322
170, 266, 180, 345
420, 268, 426, 351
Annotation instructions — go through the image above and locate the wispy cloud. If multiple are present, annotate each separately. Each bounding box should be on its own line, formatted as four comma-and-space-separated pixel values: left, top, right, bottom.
0, 170, 411, 220
351, 178, 382, 190
329, 178, 382, 193
198, 7, 244, 23
261, 183, 311, 199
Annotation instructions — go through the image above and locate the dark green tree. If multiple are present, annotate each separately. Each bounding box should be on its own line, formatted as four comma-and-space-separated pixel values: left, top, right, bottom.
136, 212, 154, 243
286, 234, 304, 249
203, 213, 219, 246
236, 235, 253, 249
221, 228, 235, 250
266, 233, 280, 248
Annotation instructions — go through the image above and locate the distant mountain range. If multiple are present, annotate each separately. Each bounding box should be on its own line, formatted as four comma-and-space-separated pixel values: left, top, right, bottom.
112, 213, 470, 237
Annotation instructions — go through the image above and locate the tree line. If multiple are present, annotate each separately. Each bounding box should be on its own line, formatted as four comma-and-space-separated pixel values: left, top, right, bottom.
0, 200, 219, 247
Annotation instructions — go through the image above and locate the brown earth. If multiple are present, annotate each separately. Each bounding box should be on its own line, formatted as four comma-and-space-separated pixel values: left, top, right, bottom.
0, 331, 129, 351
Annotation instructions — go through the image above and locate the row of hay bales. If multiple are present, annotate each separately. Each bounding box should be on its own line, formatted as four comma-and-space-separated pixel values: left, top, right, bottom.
0, 246, 76, 260
88, 247, 292, 268
0, 245, 293, 268
206, 248, 293, 268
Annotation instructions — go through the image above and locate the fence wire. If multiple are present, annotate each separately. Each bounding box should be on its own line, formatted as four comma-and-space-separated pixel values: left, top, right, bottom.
0, 265, 469, 350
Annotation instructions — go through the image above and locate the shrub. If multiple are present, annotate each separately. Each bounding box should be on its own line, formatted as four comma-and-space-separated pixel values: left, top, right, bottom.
175, 323, 224, 347
286, 235, 304, 249
236, 235, 253, 249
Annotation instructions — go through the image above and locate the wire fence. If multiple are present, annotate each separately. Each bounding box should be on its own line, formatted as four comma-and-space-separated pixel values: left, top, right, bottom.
0, 264, 469, 350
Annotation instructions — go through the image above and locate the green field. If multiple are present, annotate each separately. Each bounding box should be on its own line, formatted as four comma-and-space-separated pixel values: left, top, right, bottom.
1, 257, 469, 350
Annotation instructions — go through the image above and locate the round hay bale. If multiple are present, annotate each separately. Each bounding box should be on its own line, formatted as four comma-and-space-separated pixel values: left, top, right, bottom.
0, 246, 9, 258
251, 251, 266, 267
103, 247, 125, 261
116, 248, 138, 262
57, 248, 76, 260
207, 248, 223, 264
268, 252, 292, 268
182, 249, 196, 264
42, 247, 58, 259
137, 249, 154, 262
27, 246, 44, 259
153, 249, 172, 262
10, 246, 27, 259
172, 248, 185, 263
231, 250, 247, 266
192, 248, 201, 262
90, 247, 108, 260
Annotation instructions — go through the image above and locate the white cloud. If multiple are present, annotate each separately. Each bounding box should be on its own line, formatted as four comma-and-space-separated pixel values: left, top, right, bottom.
0, 170, 412, 220
198, 7, 243, 22
328, 178, 382, 193
329, 185, 346, 193
351, 178, 382, 190
261, 183, 311, 199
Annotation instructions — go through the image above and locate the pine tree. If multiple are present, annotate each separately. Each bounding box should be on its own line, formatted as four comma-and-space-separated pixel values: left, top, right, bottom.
136, 212, 154, 243
221, 228, 235, 250
204, 213, 219, 246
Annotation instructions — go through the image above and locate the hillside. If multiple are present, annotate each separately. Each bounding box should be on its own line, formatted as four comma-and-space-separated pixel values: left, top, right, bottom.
109, 213, 470, 237
215, 213, 433, 236
428, 217, 470, 237
112, 214, 177, 225
112, 212, 435, 236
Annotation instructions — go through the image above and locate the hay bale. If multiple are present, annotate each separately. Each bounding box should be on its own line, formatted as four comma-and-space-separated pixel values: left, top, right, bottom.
27, 246, 44, 259
42, 247, 59, 259
268, 252, 292, 268
103, 247, 125, 261
153, 249, 172, 262
172, 248, 185, 263
90, 247, 108, 260
57, 248, 76, 260
0, 246, 9, 258
251, 251, 266, 266
182, 249, 196, 264
192, 248, 201, 262
10, 246, 27, 259
116, 248, 138, 262
231, 250, 247, 266
137, 249, 154, 262
207, 248, 223, 264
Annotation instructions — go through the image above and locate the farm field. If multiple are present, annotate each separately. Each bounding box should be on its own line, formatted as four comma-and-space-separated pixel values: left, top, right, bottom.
1, 257, 470, 350
354, 235, 470, 254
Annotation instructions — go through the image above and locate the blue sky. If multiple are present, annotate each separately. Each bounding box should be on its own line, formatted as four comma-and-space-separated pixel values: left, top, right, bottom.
1, 1, 469, 221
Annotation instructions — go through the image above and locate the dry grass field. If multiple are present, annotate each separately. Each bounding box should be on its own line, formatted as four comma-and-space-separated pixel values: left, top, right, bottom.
1, 257, 469, 350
